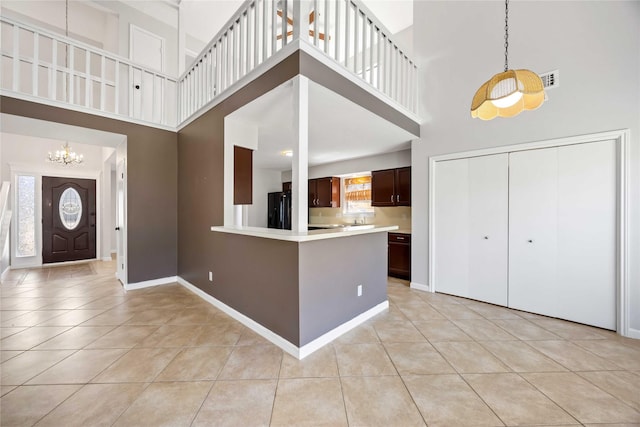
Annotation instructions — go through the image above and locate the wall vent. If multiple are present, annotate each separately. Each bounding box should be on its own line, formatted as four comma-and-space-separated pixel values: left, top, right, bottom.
539, 70, 559, 89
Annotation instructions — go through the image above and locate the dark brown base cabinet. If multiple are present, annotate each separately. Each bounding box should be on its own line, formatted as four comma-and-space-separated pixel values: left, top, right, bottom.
388, 233, 411, 280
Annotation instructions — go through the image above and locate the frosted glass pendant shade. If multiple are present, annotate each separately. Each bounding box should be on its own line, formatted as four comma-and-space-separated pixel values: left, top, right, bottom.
471, 69, 545, 120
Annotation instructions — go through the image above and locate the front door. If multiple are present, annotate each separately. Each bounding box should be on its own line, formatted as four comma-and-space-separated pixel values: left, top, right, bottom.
42, 177, 96, 263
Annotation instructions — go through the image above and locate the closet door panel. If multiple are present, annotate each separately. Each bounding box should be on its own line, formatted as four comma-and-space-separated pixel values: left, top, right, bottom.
556, 141, 616, 329
434, 159, 470, 297
468, 154, 509, 306
508, 148, 559, 317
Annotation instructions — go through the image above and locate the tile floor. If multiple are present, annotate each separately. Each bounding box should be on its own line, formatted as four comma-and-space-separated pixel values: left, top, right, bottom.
1, 261, 640, 426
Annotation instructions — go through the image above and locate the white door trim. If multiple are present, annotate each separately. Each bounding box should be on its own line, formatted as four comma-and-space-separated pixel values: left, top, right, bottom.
428, 129, 632, 337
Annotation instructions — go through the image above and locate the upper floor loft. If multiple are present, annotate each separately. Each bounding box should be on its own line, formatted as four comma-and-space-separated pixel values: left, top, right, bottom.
0, 0, 419, 131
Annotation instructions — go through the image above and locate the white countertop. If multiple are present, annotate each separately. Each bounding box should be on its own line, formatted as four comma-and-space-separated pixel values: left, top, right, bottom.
211, 224, 399, 242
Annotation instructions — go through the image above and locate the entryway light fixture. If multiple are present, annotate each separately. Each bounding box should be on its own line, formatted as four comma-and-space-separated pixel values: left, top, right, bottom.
471, 0, 545, 120
48, 142, 84, 165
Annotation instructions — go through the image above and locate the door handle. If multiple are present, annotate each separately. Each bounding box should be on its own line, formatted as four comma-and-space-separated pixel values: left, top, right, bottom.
391, 195, 394, 202
134, 84, 140, 90
397, 194, 400, 202
115, 227, 120, 231
528, 239, 533, 243
484, 236, 489, 239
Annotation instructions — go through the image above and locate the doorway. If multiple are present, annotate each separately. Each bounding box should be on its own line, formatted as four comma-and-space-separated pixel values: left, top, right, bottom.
42, 176, 96, 263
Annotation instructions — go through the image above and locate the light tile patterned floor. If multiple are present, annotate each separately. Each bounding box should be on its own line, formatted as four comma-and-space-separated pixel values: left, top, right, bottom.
1, 261, 640, 426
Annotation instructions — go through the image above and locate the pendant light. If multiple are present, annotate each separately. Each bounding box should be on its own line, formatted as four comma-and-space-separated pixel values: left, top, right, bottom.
471, 0, 545, 120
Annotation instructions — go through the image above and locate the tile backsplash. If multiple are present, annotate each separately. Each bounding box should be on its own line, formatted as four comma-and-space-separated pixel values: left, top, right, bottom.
309, 206, 411, 230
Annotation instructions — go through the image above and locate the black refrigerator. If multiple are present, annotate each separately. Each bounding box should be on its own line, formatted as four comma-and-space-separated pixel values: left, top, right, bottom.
267, 191, 292, 230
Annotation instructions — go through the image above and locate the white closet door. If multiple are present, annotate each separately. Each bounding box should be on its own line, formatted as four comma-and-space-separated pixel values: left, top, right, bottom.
508, 141, 616, 329
434, 158, 470, 298
468, 154, 509, 305
434, 154, 508, 305
556, 141, 616, 329
508, 148, 559, 316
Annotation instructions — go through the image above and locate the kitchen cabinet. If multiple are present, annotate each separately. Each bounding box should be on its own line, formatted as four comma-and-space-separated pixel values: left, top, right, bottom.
388, 232, 410, 280
282, 182, 292, 192
309, 177, 340, 208
433, 141, 616, 329
234, 145, 252, 205
371, 167, 411, 206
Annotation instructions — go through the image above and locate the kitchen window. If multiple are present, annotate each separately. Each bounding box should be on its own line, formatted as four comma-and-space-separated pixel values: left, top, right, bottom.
343, 174, 374, 215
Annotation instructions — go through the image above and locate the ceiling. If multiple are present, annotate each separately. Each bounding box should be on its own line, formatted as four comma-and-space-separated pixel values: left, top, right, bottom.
228, 79, 414, 171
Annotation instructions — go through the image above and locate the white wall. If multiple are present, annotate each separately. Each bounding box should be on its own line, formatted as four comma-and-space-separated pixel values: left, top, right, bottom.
1, 1, 118, 51
247, 168, 282, 228
412, 1, 640, 332
281, 149, 411, 182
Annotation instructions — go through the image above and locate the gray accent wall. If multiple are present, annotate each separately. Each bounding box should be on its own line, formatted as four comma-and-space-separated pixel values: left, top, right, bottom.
0, 96, 178, 284
298, 232, 387, 346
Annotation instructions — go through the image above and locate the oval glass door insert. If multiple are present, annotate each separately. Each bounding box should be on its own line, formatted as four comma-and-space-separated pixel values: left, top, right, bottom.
59, 187, 82, 230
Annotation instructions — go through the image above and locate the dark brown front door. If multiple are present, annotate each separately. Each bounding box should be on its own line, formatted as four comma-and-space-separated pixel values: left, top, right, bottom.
42, 177, 96, 263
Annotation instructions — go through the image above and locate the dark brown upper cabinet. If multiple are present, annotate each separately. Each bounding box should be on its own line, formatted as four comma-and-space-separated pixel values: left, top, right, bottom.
282, 181, 292, 192
309, 177, 340, 208
371, 167, 411, 207
234, 145, 253, 205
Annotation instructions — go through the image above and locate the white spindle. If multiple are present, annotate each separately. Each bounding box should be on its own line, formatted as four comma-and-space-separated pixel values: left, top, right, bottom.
281, 0, 288, 47
12, 25, 19, 91
344, 2, 350, 70
334, 0, 341, 62
324, 0, 329, 54
253, 2, 259, 68
271, 0, 277, 56
376, 29, 381, 90
313, 0, 319, 46
69, 47, 74, 104
114, 60, 120, 114
368, 22, 374, 85
361, 13, 366, 79
353, 7, 359, 74
100, 55, 106, 111
51, 40, 57, 100
238, 17, 244, 78
85, 50, 91, 107
32, 33, 39, 96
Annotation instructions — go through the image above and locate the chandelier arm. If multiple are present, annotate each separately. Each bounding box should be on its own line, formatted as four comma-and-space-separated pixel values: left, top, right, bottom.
504, 0, 509, 72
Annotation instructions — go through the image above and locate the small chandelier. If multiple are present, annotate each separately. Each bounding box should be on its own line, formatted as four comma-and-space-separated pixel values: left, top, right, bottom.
471, 0, 545, 120
48, 142, 83, 165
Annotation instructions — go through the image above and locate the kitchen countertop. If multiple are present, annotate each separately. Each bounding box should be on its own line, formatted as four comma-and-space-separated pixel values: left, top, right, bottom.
211, 224, 399, 242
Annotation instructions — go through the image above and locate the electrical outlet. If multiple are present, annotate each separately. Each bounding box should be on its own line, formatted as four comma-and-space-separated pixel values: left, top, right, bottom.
357, 285, 362, 296
208, 271, 213, 282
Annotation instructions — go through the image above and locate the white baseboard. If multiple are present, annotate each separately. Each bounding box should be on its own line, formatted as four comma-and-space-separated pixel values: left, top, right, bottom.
124, 276, 178, 291
626, 327, 640, 340
410, 281, 431, 292
177, 276, 389, 359
297, 301, 388, 359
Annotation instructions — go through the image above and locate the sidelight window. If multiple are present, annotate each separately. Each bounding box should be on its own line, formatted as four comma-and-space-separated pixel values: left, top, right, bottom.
59, 187, 82, 230
16, 175, 35, 257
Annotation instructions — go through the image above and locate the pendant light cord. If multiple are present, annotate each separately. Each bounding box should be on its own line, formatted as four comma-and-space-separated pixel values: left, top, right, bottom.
504, 0, 509, 72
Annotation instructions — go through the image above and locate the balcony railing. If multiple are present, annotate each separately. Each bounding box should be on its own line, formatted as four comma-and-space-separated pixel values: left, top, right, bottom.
179, 0, 418, 123
0, 16, 178, 127
2, 1, 417, 130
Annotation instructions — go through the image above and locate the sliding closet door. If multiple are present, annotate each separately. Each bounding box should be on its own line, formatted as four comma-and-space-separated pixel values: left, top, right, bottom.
508, 141, 616, 329
434, 154, 508, 305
